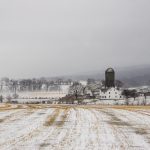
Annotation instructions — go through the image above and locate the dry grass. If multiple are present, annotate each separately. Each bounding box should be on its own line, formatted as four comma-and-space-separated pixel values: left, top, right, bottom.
1, 103, 150, 112
100, 109, 131, 127
0, 119, 4, 123
111, 105, 150, 110
40, 143, 50, 148
0, 104, 27, 111
0, 104, 12, 111
0, 115, 13, 123
55, 108, 69, 127
108, 117, 131, 126
67, 104, 150, 111
135, 128, 148, 135
44, 109, 60, 126
43, 106, 70, 127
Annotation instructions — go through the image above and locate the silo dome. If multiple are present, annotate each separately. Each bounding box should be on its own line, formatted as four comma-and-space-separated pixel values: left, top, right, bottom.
106, 68, 114, 73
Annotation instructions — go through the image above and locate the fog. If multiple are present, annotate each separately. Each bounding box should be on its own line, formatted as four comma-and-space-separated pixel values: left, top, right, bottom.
0, 0, 150, 78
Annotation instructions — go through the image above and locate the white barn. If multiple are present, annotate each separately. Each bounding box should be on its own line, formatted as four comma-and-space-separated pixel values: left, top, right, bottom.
99, 87, 124, 100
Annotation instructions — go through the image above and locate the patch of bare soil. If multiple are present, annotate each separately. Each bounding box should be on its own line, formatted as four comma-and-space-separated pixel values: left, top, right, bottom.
0, 104, 12, 111
55, 108, 69, 127
0, 119, 4, 123
44, 106, 70, 127
0, 106, 35, 124
100, 108, 150, 145
40, 143, 51, 148
100, 109, 131, 127
44, 108, 60, 126
135, 128, 148, 135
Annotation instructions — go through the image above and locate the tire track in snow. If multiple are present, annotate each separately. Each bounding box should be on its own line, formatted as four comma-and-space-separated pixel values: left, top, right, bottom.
0, 109, 24, 123
38, 107, 71, 150
9, 108, 56, 149
66, 108, 90, 150
133, 109, 150, 117
12, 107, 69, 150
82, 108, 101, 150
50, 108, 83, 150
100, 108, 150, 149
110, 108, 150, 145
56, 108, 98, 150
0, 108, 54, 149
90, 108, 130, 150
56, 108, 78, 150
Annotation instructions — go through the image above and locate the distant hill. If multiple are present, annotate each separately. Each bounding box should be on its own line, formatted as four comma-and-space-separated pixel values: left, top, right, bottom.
116, 65, 150, 87
65, 65, 150, 87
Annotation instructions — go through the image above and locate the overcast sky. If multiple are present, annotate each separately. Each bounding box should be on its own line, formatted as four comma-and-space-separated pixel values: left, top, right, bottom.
0, 0, 150, 78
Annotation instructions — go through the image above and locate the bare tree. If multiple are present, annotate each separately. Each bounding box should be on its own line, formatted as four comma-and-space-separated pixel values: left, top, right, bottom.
0, 95, 3, 103
115, 80, 124, 88
122, 89, 139, 105
6, 95, 12, 103
12, 93, 19, 99
143, 93, 148, 105
68, 82, 84, 104
122, 90, 131, 105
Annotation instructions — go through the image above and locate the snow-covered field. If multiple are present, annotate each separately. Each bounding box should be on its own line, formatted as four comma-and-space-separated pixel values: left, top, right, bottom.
1, 91, 67, 99
0, 104, 150, 150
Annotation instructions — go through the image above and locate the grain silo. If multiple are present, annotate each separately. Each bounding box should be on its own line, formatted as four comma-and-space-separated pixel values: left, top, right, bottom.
105, 68, 115, 88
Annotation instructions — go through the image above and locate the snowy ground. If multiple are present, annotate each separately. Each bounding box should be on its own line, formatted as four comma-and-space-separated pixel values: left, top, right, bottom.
0, 104, 150, 150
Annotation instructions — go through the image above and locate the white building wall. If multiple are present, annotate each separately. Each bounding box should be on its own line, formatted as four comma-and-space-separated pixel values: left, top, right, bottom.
100, 87, 123, 100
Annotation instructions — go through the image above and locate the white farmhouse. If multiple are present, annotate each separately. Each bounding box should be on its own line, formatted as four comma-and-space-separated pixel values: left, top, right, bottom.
99, 87, 123, 100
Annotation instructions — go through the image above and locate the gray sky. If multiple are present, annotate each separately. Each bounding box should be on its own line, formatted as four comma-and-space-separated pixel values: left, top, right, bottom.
0, 0, 150, 78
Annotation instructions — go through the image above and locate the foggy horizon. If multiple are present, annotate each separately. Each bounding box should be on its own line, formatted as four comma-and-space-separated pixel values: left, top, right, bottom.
0, 0, 150, 78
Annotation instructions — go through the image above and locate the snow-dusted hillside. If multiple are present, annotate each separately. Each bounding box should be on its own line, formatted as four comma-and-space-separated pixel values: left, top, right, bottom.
0, 104, 150, 149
